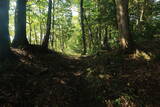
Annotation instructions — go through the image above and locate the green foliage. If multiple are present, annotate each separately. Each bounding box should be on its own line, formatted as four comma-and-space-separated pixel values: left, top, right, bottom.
8, 0, 160, 55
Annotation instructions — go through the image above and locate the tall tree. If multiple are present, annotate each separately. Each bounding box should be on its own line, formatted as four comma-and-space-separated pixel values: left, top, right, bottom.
115, 0, 134, 51
42, 0, 52, 48
80, 0, 87, 55
0, 0, 11, 59
50, 0, 55, 49
12, 0, 29, 48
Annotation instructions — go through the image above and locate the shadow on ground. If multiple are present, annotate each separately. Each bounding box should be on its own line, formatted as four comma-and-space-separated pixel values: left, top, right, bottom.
0, 40, 160, 107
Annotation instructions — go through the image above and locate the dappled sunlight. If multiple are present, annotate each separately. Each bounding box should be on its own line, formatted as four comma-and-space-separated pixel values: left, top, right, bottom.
131, 49, 152, 61
1, 44, 160, 106
83, 47, 160, 106
98, 74, 112, 80
105, 96, 136, 107
0, 0, 160, 106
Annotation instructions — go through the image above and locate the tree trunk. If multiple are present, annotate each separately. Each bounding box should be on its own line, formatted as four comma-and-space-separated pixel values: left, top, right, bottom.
102, 27, 111, 50
80, 0, 87, 55
40, 23, 43, 45
12, 0, 29, 48
42, 0, 52, 48
115, 0, 134, 51
28, 12, 32, 44
51, 0, 55, 49
84, 15, 93, 47
34, 25, 38, 44
0, 0, 11, 59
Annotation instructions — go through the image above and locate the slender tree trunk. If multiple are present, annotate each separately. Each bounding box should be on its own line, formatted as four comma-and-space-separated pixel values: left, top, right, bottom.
51, 0, 55, 49
84, 15, 93, 43
84, 15, 93, 49
95, 27, 99, 47
115, 0, 134, 51
12, 0, 29, 48
98, 0, 103, 47
34, 25, 38, 44
98, 26, 102, 45
29, 24, 32, 44
40, 22, 43, 45
42, 0, 52, 48
61, 30, 64, 52
80, 0, 87, 55
28, 13, 32, 44
102, 27, 111, 50
0, 0, 11, 59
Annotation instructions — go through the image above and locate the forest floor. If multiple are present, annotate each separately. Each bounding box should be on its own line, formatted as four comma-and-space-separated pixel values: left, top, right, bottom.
0, 40, 160, 107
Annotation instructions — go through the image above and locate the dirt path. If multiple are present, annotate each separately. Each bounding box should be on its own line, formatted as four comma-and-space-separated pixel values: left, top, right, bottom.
0, 49, 104, 107
0, 48, 160, 107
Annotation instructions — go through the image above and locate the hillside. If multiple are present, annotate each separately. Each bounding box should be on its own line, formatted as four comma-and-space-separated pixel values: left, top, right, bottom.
0, 41, 160, 107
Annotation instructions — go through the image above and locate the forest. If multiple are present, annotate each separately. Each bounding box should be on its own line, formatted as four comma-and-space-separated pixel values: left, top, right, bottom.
0, 0, 160, 106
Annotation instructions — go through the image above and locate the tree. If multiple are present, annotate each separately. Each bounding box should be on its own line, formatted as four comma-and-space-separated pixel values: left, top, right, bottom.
80, 0, 87, 55
50, 0, 55, 49
12, 0, 29, 48
102, 27, 111, 50
42, 0, 52, 48
0, 0, 11, 59
115, 0, 134, 51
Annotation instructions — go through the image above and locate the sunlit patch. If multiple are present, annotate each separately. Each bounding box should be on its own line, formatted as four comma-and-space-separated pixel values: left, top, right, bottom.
98, 74, 112, 80
105, 96, 136, 107
131, 49, 152, 61
120, 37, 128, 48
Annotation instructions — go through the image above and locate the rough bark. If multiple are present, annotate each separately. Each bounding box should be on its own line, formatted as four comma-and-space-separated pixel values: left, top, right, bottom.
115, 0, 134, 51
12, 0, 29, 48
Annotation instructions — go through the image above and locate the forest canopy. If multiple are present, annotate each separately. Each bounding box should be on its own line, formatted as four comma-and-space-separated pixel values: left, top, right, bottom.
0, 0, 157, 56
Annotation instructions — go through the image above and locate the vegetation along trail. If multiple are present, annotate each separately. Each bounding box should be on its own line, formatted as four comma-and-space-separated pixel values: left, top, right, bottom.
0, 0, 160, 106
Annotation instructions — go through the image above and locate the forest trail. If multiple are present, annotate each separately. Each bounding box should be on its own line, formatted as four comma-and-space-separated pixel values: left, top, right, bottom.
0, 0, 159, 106
0, 47, 101, 107
0, 45, 160, 107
